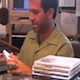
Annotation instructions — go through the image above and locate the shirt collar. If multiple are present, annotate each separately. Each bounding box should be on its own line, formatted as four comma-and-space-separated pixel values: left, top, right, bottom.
47, 24, 61, 45
29, 24, 61, 45
29, 31, 37, 39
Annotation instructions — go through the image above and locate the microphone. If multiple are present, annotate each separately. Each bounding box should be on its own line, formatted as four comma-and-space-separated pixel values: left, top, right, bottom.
0, 8, 9, 25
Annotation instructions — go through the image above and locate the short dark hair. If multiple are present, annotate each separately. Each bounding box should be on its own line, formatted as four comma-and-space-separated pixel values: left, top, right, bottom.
41, 0, 59, 19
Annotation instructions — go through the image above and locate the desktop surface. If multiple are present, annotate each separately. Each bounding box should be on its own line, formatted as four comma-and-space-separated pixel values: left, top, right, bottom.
0, 73, 79, 80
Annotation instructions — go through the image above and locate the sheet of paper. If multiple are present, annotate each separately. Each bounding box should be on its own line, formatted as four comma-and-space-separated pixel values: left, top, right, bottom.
59, 0, 75, 7
34, 55, 80, 69
0, 24, 6, 38
60, 12, 77, 36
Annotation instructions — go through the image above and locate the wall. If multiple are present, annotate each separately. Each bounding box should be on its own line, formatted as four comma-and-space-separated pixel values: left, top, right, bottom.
9, 12, 78, 37
1, 0, 78, 38
55, 12, 78, 37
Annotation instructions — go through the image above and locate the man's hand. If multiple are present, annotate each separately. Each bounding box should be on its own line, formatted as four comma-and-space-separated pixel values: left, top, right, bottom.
0, 53, 3, 57
6, 53, 32, 76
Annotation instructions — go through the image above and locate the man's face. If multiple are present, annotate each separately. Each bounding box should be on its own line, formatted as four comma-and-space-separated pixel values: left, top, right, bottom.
29, 0, 48, 33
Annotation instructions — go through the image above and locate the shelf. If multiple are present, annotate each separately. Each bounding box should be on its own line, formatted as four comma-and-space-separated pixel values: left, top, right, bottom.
9, 19, 31, 46
10, 19, 31, 25
12, 34, 26, 38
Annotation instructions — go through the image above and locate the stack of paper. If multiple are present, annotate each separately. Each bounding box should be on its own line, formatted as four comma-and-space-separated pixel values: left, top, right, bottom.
32, 55, 80, 80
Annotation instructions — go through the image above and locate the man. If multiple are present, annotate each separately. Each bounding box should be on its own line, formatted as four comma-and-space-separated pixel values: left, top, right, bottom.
6, 0, 74, 76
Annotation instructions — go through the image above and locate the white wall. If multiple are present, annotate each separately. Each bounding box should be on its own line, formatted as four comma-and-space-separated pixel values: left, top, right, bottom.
55, 12, 78, 37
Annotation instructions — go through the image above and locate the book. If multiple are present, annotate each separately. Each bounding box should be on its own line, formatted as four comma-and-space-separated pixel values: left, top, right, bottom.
32, 55, 80, 79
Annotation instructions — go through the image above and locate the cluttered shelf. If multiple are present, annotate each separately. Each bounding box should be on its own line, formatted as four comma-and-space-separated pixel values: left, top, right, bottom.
9, 19, 32, 45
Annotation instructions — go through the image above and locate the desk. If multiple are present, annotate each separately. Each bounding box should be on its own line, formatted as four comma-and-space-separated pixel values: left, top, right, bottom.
0, 73, 79, 80
0, 39, 20, 53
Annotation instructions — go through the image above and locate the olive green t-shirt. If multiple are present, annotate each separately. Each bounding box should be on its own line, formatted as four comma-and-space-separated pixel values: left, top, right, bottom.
18, 26, 74, 68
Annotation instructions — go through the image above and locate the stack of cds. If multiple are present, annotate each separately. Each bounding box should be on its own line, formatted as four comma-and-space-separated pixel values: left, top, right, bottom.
32, 55, 80, 80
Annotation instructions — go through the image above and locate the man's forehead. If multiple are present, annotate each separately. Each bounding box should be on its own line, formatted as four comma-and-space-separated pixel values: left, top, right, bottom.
30, 0, 41, 4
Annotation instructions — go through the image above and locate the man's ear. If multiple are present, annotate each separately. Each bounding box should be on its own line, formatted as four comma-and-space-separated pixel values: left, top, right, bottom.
46, 8, 54, 19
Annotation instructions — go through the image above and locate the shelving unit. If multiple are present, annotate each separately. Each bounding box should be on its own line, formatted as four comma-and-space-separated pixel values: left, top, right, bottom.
9, 19, 32, 47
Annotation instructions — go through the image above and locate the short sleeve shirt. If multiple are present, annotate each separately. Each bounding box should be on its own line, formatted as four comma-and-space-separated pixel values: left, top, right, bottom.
18, 26, 74, 67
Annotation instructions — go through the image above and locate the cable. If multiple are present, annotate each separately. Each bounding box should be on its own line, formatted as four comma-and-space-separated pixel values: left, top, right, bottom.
17, 24, 24, 33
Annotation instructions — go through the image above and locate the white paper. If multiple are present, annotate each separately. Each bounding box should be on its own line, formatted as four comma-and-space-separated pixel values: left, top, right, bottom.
33, 55, 80, 79
0, 24, 6, 38
76, 0, 80, 16
59, 0, 75, 7
34, 55, 80, 69
60, 12, 77, 36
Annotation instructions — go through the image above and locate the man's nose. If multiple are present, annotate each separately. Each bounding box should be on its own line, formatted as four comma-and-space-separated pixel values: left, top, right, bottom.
29, 13, 35, 21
